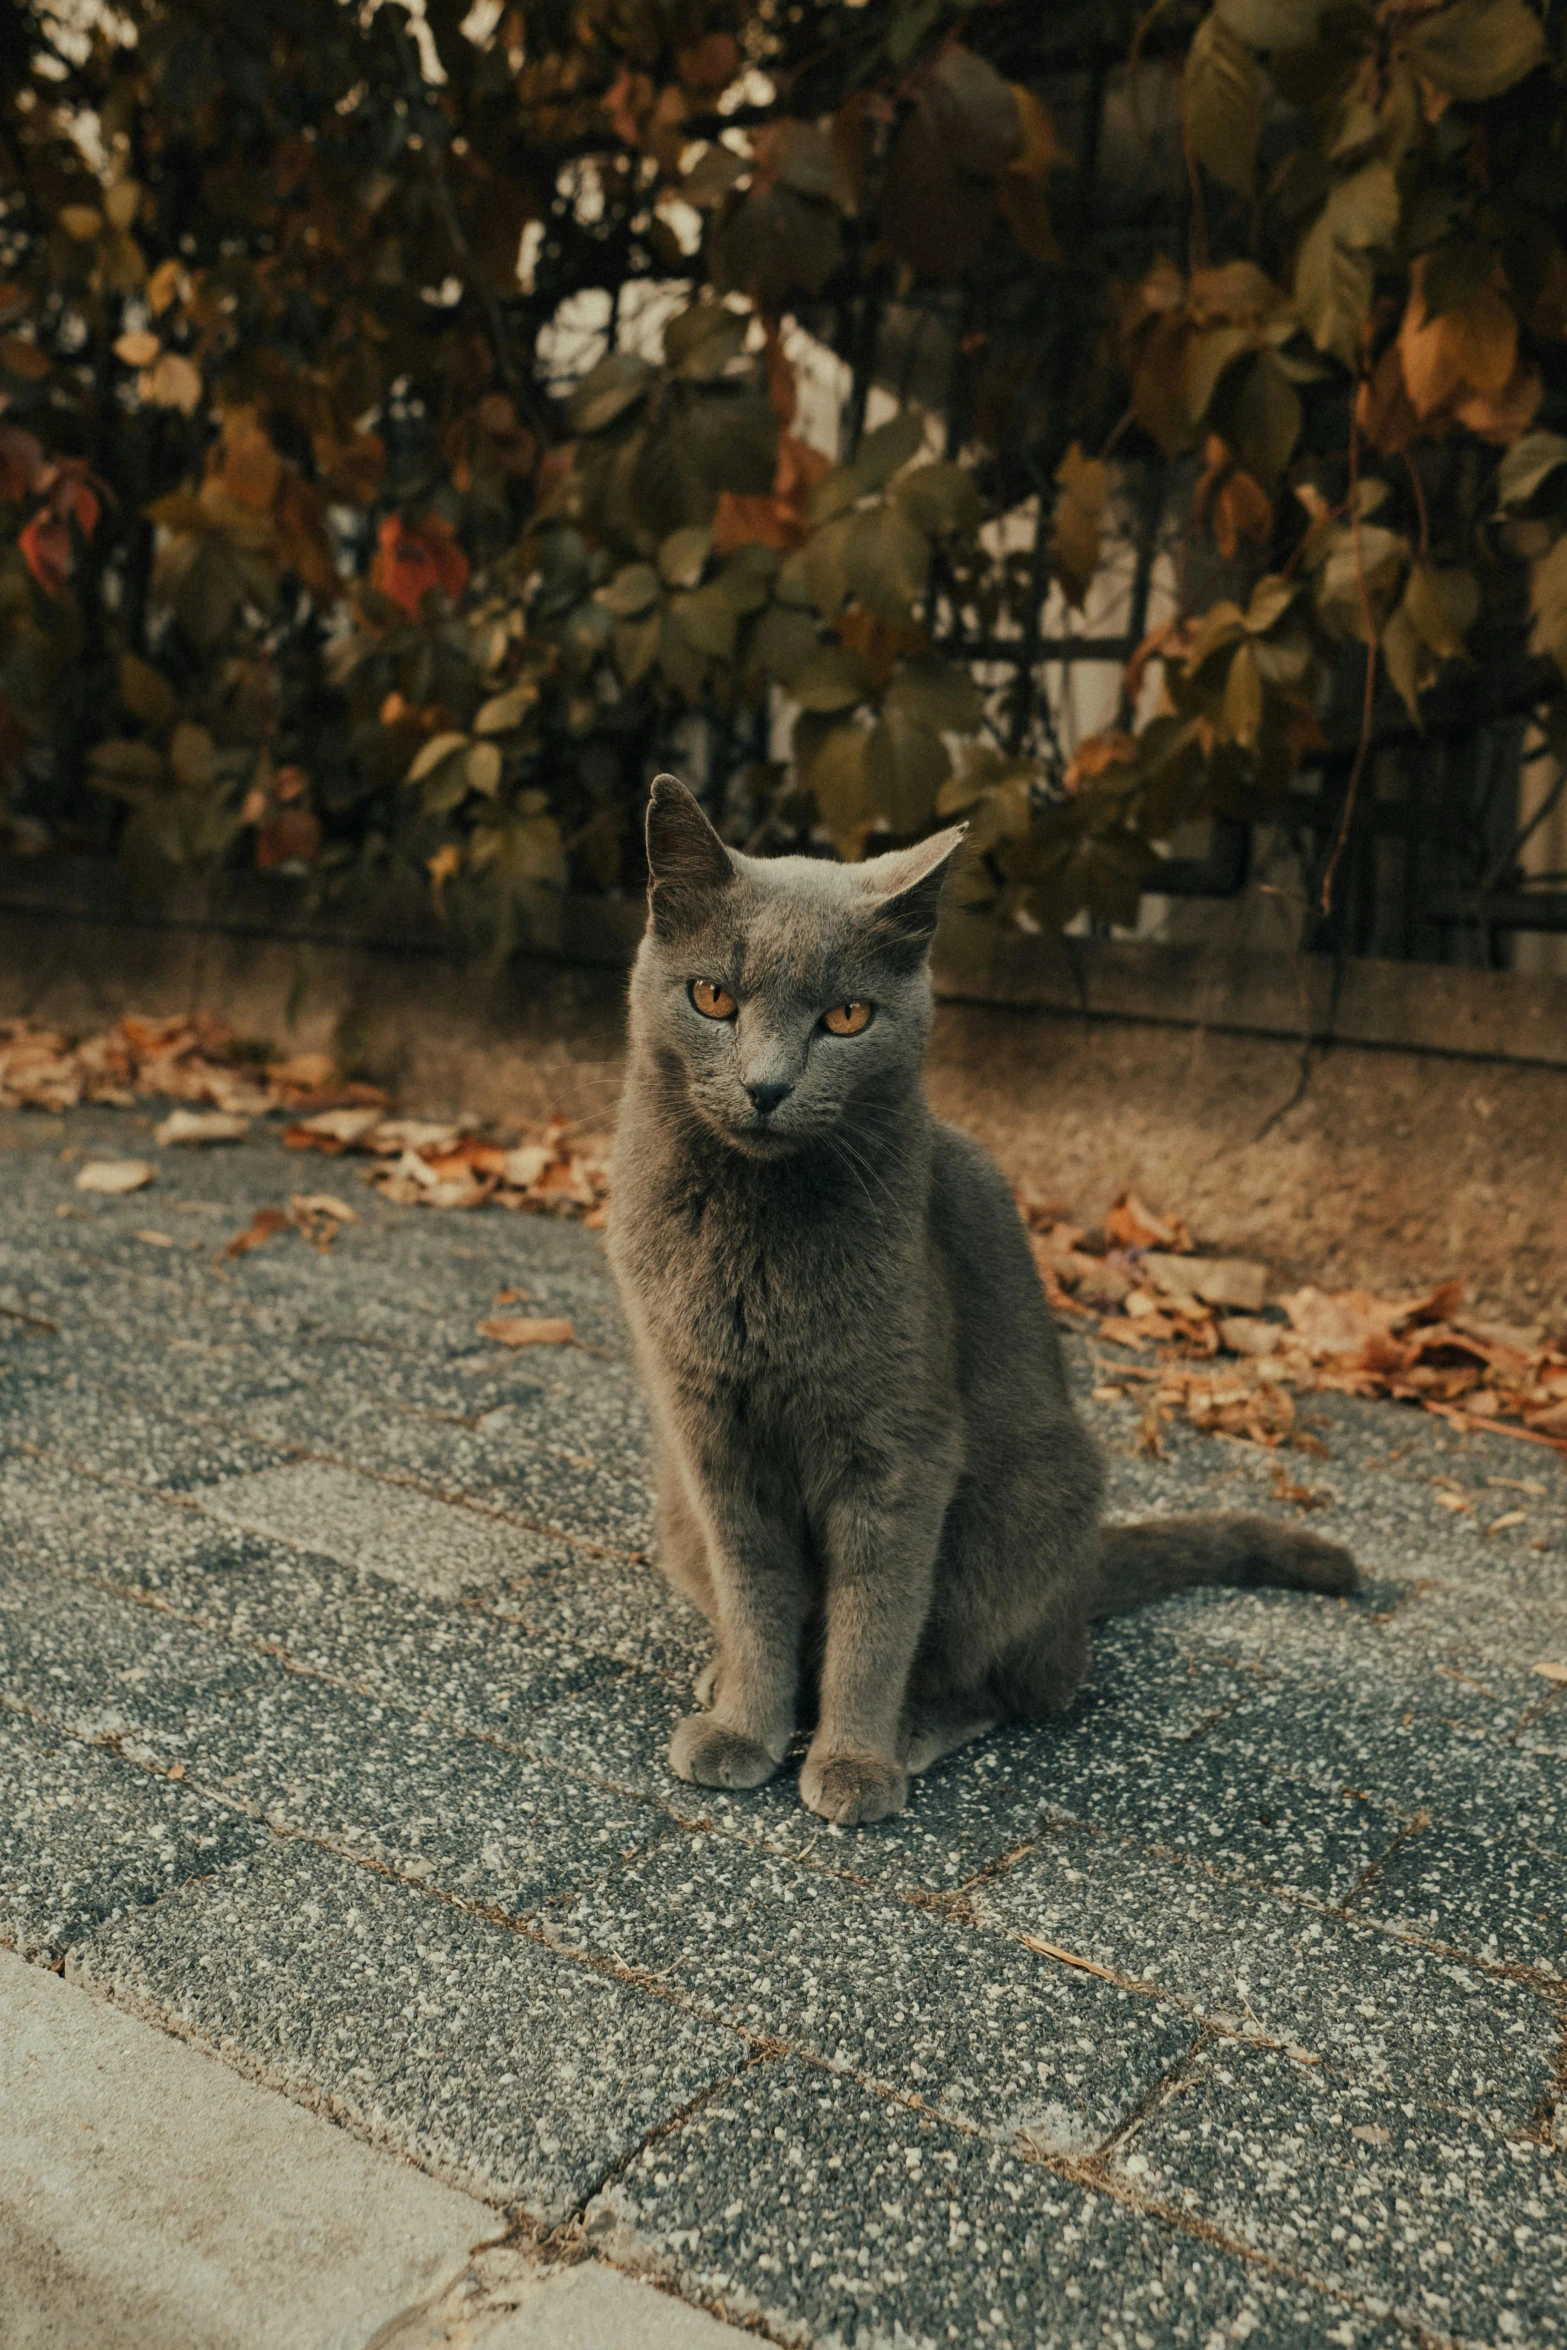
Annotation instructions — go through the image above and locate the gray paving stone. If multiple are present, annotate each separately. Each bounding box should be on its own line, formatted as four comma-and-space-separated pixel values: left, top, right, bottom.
0, 1452, 608, 1736
189, 1457, 552, 1596
2, 1569, 665, 1913
969, 1821, 1556, 2115
1201, 1676, 1567, 1852
1347, 1816, 1567, 1976
0, 1560, 268, 1746
1114, 2038, 1567, 2346
69, 1839, 749, 2220
518, 1641, 1408, 1906
549, 1833, 1196, 2152
0, 1711, 264, 1961
169, 1672, 668, 1912
585, 2054, 1403, 2350
497, 1553, 708, 1681
0, 1368, 282, 1489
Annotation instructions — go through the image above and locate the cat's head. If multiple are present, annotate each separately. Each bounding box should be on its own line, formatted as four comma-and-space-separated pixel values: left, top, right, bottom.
629, 773, 965, 1157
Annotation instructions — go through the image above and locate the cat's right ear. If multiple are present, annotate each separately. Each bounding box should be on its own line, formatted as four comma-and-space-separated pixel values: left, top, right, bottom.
645, 774, 736, 940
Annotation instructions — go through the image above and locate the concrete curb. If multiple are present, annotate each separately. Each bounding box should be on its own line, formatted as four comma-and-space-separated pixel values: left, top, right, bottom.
0, 1953, 749, 2350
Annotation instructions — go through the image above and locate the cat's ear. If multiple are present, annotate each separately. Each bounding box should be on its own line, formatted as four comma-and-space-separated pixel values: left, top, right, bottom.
861, 824, 968, 966
645, 773, 736, 939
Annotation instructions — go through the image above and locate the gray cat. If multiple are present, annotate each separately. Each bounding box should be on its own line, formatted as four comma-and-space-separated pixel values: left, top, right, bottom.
607, 775, 1356, 1826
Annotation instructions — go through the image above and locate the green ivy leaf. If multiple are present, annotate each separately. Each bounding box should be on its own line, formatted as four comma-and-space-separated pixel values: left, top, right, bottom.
1404, 563, 1478, 661
1404, 0, 1546, 102
1495, 432, 1567, 514
893, 461, 982, 539
596, 562, 662, 617
1294, 162, 1398, 365
669, 583, 738, 663
1222, 641, 1264, 747
884, 660, 986, 734
795, 715, 874, 856
792, 643, 877, 712
865, 710, 950, 833
845, 506, 931, 623
847, 410, 927, 498
1528, 537, 1567, 677
567, 353, 655, 436
663, 298, 750, 381
1183, 12, 1264, 198
614, 612, 662, 687
117, 653, 177, 730
407, 730, 470, 783
745, 603, 821, 689
658, 528, 712, 589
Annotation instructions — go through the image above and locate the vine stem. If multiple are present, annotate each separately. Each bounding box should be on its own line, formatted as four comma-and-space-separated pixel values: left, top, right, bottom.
1317, 348, 1379, 919
1404, 449, 1429, 561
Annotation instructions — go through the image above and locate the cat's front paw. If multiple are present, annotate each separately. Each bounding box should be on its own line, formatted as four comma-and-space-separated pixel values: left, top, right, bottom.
668, 1713, 779, 1789
800, 1751, 908, 1825
693, 1655, 722, 1708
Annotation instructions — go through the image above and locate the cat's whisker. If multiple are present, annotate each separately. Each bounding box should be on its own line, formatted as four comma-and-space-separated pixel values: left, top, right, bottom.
821, 1126, 905, 1221
820, 1130, 877, 1216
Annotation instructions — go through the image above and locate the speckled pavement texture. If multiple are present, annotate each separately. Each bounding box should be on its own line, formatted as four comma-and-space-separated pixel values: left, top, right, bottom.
2, 1101, 1564, 2350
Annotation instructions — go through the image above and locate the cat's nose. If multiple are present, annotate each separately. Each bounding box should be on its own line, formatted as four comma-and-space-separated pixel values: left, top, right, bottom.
745, 1079, 793, 1116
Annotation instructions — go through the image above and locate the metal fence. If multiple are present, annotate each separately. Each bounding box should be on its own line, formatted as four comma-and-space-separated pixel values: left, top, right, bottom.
536, 38, 1564, 973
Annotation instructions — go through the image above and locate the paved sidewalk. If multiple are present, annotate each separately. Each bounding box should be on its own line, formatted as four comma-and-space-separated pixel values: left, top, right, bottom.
1, 1102, 1564, 2349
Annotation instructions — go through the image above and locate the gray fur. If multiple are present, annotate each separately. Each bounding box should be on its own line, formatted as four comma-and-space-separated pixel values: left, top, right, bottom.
607, 776, 1357, 1825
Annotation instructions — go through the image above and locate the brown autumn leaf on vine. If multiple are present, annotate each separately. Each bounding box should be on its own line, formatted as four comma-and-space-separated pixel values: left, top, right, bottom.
370, 516, 470, 619
1063, 732, 1137, 793
1194, 436, 1272, 562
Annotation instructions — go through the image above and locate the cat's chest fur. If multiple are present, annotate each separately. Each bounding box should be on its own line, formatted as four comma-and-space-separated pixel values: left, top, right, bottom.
613, 1123, 925, 1402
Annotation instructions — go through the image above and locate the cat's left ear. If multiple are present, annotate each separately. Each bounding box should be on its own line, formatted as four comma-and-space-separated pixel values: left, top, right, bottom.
645, 773, 736, 939
861, 824, 968, 966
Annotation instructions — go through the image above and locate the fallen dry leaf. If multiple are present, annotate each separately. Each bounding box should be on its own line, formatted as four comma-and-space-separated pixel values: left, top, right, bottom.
1433, 1490, 1472, 1514
134, 1229, 174, 1248
368, 1118, 462, 1155
75, 1159, 154, 1195
478, 1315, 575, 1347
285, 1106, 384, 1152
267, 1051, 337, 1091
1484, 1509, 1526, 1535
1104, 1191, 1193, 1252
1351, 2124, 1390, 2148
1531, 1661, 1567, 1685
290, 1192, 357, 1223
154, 1107, 250, 1147
1272, 1464, 1331, 1510
1218, 1316, 1281, 1357
221, 1206, 289, 1258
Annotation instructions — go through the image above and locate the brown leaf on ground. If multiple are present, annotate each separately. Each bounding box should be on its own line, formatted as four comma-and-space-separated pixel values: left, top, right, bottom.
154, 1108, 250, 1147
75, 1159, 154, 1194
221, 1206, 289, 1257
291, 1193, 357, 1222
285, 1107, 385, 1152
267, 1052, 337, 1092
1104, 1192, 1193, 1251
1272, 1463, 1331, 1510
1533, 1662, 1567, 1684
477, 1316, 576, 1347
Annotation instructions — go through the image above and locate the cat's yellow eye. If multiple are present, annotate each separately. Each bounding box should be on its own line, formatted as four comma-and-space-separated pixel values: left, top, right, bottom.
690, 979, 737, 1020
822, 1001, 873, 1036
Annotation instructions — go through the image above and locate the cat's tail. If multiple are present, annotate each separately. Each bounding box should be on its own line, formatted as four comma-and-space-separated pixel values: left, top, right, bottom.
1092, 1513, 1357, 1619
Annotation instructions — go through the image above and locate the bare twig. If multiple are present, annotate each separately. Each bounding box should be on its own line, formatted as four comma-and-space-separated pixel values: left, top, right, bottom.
1318, 362, 1378, 919
393, 19, 553, 439
1404, 450, 1429, 562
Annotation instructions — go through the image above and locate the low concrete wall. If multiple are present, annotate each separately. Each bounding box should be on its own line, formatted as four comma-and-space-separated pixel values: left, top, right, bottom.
3, 856, 1565, 1071
930, 910, 1567, 1067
